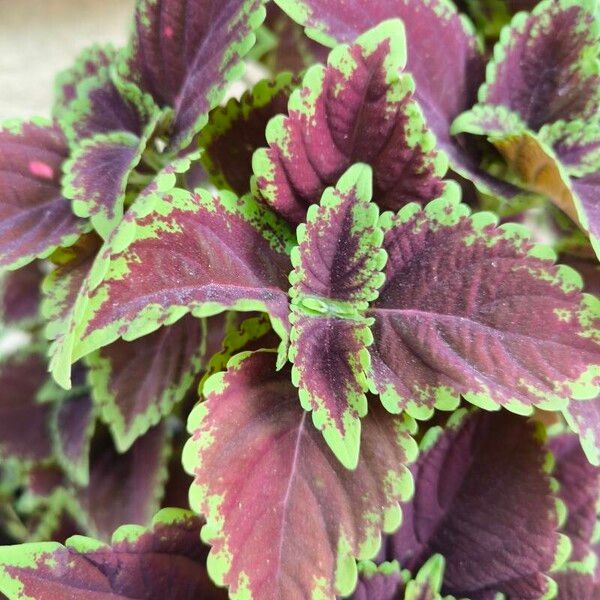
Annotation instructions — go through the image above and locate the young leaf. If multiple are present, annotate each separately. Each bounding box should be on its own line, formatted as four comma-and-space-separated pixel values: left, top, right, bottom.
253, 20, 446, 226
288, 164, 386, 468
479, 0, 599, 130
0, 120, 88, 270
199, 73, 296, 196
80, 424, 170, 541
403, 555, 448, 600
119, 0, 266, 151
385, 410, 570, 599
273, 0, 520, 201
0, 508, 227, 600
60, 68, 165, 238
52, 45, 116, 123
50, 187, 294, 389
0, 262, 43, 327
368, 188, 600, 419
87, 314, 206, 452
183, 350, 418, 599
0, 351, 53, 463
50, 392, 95, 487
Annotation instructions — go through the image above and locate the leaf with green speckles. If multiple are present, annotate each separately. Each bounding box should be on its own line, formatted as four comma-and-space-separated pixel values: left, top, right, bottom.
288, 164, 387, 468
0, 120, 89, 270
272, 0, 522, 202
52, 45, 115, 124
59, 62, 166, 239
86, 314, 206, 452
118, 0, 266, 152
62, 132, 147, 239
199, 72, 297, 196
49, 186, 294, 389
253, 19, 447, 226
183, 350, 418, 599
477, 0, 599, 131
384, 409, 570, 600
0, 508, 227, 600
367, 185, 600, 419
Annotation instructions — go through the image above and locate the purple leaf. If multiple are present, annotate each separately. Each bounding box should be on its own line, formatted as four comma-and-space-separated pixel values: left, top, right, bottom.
368, 190, 600, 418
183, 350, 418, 598
351, 561, 403, 600
50, 392, 95, 486
479, 0, 599, 130
50, 187, 294, 389
253, 20, 446, 226
288, 164, 386, 467
87, 315, 206, 452
62, 71, 160, 144
52, 45, 115, 122
0, 262, 43, 327
199, 73, 296, 196
0, 351, 52, 463
0, 508, 227, 599
62, 132, 145, 238
386, 410, 570, 599
80, 424, 170, 541
119, 0, 266, 151
0, 120, 88, 270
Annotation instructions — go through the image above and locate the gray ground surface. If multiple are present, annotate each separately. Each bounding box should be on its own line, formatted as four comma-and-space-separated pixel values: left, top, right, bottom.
0, 0, 134, 119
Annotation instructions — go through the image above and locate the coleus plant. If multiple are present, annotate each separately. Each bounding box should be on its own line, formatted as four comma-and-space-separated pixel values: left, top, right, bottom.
0, 0, 598, 598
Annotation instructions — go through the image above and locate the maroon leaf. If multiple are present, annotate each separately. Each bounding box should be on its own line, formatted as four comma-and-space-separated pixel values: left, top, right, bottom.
79, 424, 171, 541
273, 0, 519, 200
368, 194, 600, 418
87, 314, 206, 451
562, 396, 600, 467
0, 262, 43, 327
0, 351, 52, 463
0, 508, 228, 599
199, 73, 296, 196
183, 350, 418, 598
0, 120, 88, 270
119, 0, 266, 150
351, 561, 403, 600
253, 20, 446, 226
385, 410, 570, 599
50, 187, 294, 388
51, 392, 95, 486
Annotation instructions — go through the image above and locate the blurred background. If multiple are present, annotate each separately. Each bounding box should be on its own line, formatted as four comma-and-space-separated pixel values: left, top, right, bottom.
0, 0, 134, 119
